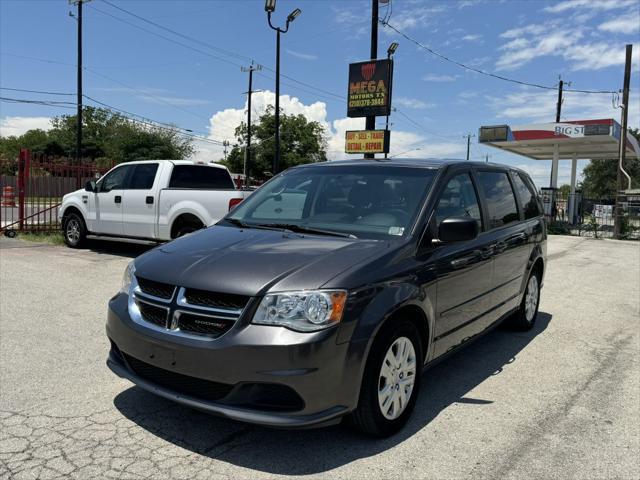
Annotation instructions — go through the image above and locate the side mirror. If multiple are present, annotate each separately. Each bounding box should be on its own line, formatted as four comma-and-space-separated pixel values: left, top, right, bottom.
438, 217, 479, 243
85, 181, 96, 192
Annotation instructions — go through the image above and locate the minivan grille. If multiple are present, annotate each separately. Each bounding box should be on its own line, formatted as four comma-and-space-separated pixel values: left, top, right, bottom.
123, 353, 233, 401
177, 313, 235, 337
136, 277, 175, 300
183, 288, 249, 311
136, 300, 168, 328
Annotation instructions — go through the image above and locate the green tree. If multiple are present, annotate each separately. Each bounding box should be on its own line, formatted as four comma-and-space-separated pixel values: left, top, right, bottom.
580, 128, 640, 197
222, 106, 327, 180
0, 107, 194, 166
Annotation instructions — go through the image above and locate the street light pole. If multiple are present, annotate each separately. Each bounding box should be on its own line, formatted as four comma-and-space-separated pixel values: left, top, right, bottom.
384, 42, 398, 159
241, 63, 262, 188
365, 0, 379, 159
265, 0, 301, 176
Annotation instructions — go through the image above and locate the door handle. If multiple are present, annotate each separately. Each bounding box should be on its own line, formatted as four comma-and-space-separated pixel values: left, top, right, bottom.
450, 250, 481, 268
114, 196, 122, 204
146, 196, 154, 204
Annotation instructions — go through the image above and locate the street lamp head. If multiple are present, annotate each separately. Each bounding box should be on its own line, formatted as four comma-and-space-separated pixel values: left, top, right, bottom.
265, 0, 276, 13
287, 8, 302, 23
387, 42, 399, 57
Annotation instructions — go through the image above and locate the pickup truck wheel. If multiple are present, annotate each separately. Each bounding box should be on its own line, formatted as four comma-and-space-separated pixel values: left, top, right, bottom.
175, 225, 200, 238
350, 320, 422, 437
63, 213, 87, 248
506, 270, 540, 331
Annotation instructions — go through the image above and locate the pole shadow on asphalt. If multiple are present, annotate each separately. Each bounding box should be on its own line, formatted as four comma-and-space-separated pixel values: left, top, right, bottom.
112, 312, 552, 475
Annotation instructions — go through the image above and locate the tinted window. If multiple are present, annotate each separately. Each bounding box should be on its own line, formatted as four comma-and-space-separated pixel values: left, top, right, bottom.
99, 165, 131, 192
512, 172, 541, 219
169, 165, 234, 189
435, 173, 482, 230
128, 163, 158, 190
227, 166, 436, 239
477, 171, 519, 228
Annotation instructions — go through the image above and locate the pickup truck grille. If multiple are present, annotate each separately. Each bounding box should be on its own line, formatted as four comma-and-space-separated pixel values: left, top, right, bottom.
183, 288, 249, 311
136, 277, 175, 300
123, 353, 233, 401
177, 312, 235, 337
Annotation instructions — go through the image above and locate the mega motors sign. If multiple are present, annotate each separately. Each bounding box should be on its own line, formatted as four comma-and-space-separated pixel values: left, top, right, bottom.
345, 130, 390, 154
347, 59, 393, 118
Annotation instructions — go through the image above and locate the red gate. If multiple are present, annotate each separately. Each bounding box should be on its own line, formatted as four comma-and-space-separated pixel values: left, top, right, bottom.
0, 149, 113, 236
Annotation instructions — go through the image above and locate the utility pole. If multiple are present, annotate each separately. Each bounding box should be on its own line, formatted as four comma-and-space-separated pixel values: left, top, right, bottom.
365, 0, 379, 159
485, 154, 490, 163
614, 44, 633, 239
555, 78, 564, 123
465, 134, 475, 161
70, 0, 90, 183
241, 63, 261, 187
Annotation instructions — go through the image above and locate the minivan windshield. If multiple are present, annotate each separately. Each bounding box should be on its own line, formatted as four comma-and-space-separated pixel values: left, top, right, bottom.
224, 165, 437, 240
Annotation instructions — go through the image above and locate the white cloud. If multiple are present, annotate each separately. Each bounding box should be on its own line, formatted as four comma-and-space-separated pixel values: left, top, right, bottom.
394, 97, 434, 109
286, 49, 318, 61
485, 87, 640, 129
0, 116, 51, 137
461, 34, 483, 42
598, 17, 640, 34
423, 73, 458, 82
496, 30, 578, 70
544, 0, 637, 13
138, 95, 211, 106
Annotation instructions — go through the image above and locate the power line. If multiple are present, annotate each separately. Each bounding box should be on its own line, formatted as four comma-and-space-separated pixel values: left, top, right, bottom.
0, 96, 76, 108
0, 87, 75, 96
381, 19, 618, 95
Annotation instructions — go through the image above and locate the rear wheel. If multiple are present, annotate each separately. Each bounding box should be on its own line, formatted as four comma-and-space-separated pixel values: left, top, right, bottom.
350, 320, 422, 437
175, 225, 200, 238
63, 213, 87, 248
506, 270, 540, 331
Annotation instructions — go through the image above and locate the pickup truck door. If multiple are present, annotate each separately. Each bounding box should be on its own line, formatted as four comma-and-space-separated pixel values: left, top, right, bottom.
94, 164, 133, 236
122, 162, 160, 239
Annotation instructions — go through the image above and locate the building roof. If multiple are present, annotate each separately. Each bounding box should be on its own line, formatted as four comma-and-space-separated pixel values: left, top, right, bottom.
478, 118, 640, 160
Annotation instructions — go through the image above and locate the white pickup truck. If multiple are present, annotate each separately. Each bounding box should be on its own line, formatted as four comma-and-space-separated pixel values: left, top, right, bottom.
59, 160, 249, 248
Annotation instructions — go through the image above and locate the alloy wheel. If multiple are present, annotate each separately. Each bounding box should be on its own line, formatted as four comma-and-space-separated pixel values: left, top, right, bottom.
378, 336, 417, 420
525, 275, 539, 322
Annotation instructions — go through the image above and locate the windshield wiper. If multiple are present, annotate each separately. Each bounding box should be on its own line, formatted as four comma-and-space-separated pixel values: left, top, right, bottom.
255, 223, 357, 239
223, 217, 249, 229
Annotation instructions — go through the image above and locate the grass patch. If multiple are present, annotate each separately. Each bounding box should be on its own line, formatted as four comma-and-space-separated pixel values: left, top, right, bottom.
17, 231, 65, 245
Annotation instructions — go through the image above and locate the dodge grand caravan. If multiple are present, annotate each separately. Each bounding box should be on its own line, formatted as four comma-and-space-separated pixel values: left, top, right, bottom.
106, 159, 546, 437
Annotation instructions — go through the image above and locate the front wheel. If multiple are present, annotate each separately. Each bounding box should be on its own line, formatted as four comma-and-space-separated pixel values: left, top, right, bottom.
63, 213, 87, 248
350, 320, 422, 437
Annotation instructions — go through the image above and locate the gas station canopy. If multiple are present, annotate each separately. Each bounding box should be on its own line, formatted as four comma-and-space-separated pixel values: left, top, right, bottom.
478, 118, 640, 160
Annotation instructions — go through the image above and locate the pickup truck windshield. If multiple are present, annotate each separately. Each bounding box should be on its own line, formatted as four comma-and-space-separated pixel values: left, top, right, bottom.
226, 165, 436, 239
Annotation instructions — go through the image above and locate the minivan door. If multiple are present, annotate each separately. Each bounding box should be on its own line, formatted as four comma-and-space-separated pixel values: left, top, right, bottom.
431, 172, 496, 357
122, 163, 160, 239
476, 170, 530, 316
94, 164, 133, 236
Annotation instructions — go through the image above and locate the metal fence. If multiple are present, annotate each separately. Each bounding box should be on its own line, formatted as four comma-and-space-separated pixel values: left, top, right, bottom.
0, 149, 113, 235
544, 190, 640, 240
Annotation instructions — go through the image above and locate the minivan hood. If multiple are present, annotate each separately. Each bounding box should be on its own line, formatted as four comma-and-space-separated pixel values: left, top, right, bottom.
134, 225, 388, 296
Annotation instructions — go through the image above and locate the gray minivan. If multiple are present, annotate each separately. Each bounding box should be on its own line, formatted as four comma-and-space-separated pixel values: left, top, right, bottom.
107, 159, 546, 437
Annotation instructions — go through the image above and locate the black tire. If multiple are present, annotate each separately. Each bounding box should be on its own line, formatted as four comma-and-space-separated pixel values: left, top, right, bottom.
350, 319, 423, 437
175, 224, 200, 238
506, 269, 541, 331
63, 212, 87, 248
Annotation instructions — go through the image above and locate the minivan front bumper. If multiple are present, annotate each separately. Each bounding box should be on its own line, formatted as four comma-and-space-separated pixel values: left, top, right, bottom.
106, 293, 364, 428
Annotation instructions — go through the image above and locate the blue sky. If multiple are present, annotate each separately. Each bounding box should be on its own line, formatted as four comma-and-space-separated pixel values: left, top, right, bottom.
1, 0, 639, 187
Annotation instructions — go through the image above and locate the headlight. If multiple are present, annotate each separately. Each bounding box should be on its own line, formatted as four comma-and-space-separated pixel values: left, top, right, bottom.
120, 261, 136, 294
252, 290, 347, 332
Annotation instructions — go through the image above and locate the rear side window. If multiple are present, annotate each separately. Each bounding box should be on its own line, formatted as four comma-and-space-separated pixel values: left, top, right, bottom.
477, 171, 519, 229
169, 165, 234, 189
512, 172, 541, 219
128, 163, 158, 190
435, 173, 482, 230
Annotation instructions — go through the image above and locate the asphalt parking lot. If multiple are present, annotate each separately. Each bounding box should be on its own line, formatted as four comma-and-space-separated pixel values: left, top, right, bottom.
0, 235, 638, 479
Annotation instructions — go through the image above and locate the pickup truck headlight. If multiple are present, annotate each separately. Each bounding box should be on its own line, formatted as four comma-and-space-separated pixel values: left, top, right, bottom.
252, 290, 347, 332
120, 261, 136, 294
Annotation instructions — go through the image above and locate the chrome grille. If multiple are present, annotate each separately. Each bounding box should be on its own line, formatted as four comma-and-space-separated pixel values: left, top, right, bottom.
135, 298, 169, 328
176, 311, 235, 337
183, 288, 249, 311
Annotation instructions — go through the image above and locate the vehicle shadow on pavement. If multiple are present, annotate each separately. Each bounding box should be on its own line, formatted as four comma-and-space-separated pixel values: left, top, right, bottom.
86, 239, 156, 258
113, 312, 552, 475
